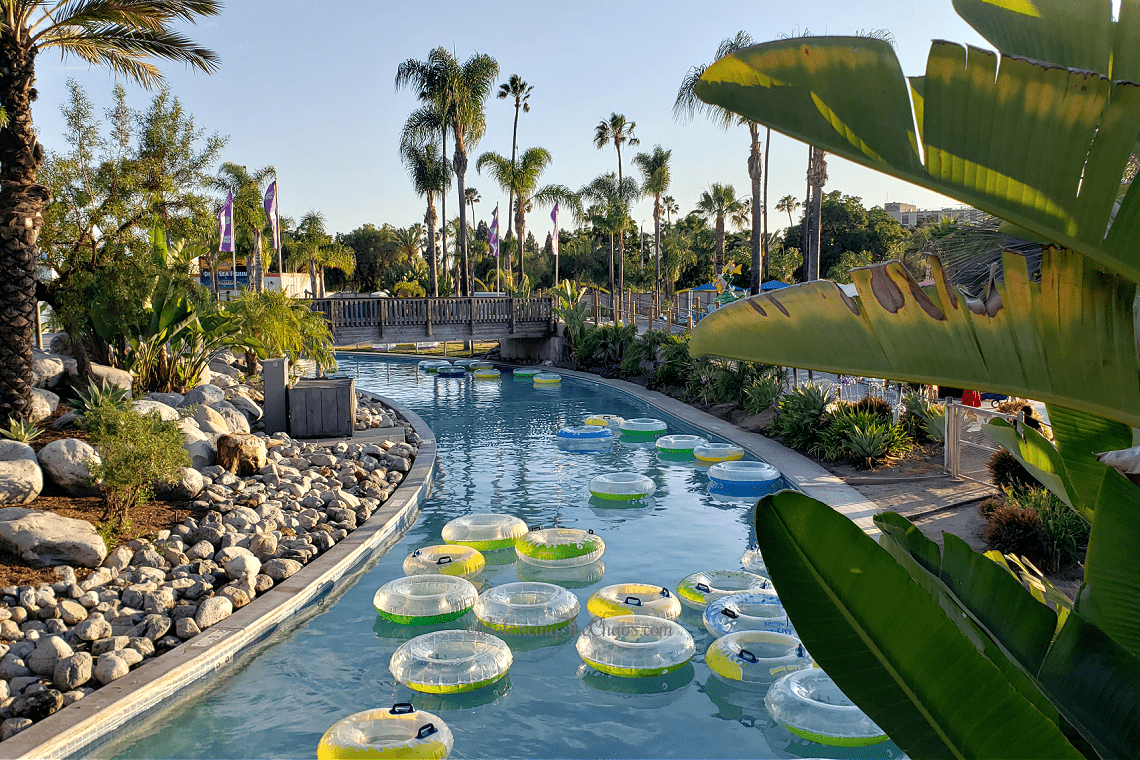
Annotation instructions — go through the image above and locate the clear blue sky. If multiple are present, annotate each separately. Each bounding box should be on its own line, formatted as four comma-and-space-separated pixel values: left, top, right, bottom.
31, 0, 995, 240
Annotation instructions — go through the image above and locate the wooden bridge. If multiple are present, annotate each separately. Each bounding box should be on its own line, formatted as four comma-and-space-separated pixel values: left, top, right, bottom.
312, 296, 556, 346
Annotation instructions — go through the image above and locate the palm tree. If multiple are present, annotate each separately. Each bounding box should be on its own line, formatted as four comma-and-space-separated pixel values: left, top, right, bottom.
465, 186, 481, 226
578, 172, 639, 321
676, 31, 769, 295
402, 142, 451, 296
497, 74, 532, 241
392, 226, 423, 266
663, 196, 679, 226
593, 113, 640, 314
287, 211, 356, 298
476, 148, 575, 282
632, 147, 672, 303
213, 162, 276, 293
776, 195, 801, 230
396, 48, 499, 298
805, 147, 828, 280
0, 1, 221, 421
694, 184, 745, 276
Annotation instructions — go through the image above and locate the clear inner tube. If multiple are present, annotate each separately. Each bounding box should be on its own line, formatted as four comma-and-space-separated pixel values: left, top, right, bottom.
420, 360, 451, 374
741, 544, 766, 574
534, 373, 562, 384
655, 434, 709, 455
435, 365, 467, 377
372, 575, 478, 625
468, 361, 494, 371
515, 528, 605, 567
705, 631, 813, 692
390, 630, 513, 694
556, 425, 615, 441
765, 668, 888, 747
316, 703, 453, 760
703, 592, 793, 637
515, 559, 606, 589
693, 442, 746, 463
442, 514, 527, 550
675, 570, 774, 610
474, 581, 580, 633
576, 614, 695, 678
618, 418, 668, 439
587, 583, 681, 620
584, 414, 625, 429
473, 368, 501, 379
588, 472, 657, 501
403, 545, 486, 579
708, 460, 781, 484
453, 358, 475, 367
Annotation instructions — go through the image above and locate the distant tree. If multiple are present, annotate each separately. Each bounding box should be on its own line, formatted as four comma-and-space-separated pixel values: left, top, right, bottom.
633, 146, 672, 301
287, 211, 355, 298
776, 195, 801, 230
213, 162, 275, 292
593, 113, 640, 308
338, 224, 406, 293
401, 141, 450, 296
780, 192, 907, 278
497, 74, 533, 240
694, 184, 744, 275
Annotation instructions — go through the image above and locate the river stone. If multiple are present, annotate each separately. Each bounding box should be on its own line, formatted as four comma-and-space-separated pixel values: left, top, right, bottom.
0, 718, 33, 741
155, 467, 205, 502
9, 689, 62, 721
145, 392, 184, 408
27, 636, 72, 676
94, 653, 130, 684
132, 399, 180, 421
195, 596, 233, 629
53, 652, 92, 691
180, 384, 226, 408
175, 617, 200, 640
57, 600, 87, 626
0, 441, 43, 506
228, 396, 263, 423
185, 440, 216, 470
262, 558, 302, 582
215, 406, 250, 434
90, 637, 128, 656
0, 654, 31, 679
128, 615, 170, 641
89, 363, 133, 397
224, 554, 260, 580
0, 508, 107, 568
192, 405, 230, 436
185, 540, 215, 561
74, 617, 112, 641
211, 373, 237, 390
37, 438, 101, 496
31, 351, 65, 389
216, 434, 266, 476
249, 533, 277, 560
217, 586, 251, 608
29, 388, 60, 424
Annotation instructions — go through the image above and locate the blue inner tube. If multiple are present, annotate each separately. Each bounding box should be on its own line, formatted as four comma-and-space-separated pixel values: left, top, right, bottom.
557, 425, 615, 441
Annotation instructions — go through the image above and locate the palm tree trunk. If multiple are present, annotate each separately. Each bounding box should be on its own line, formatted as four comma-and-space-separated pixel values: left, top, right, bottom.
616, 144, 624, 321
762, 127, 771, 282
441, 131, 448, 292
715, 215, 725, 277
608, 233, 616, 321
253, 227, 264, 292
454, 142, 470, 298
809, 182, 822, 281
507, 101, 519, 242
308, 259, 319, 299
426, 199, 438, 297
516, 199, 527, 285
209, 249, 220, 300
748, 123, 762, 295
0, 43, 48, 420
653, 196, 662, 304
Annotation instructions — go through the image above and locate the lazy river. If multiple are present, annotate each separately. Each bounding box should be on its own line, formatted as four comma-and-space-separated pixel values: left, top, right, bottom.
102, 355, 903, 760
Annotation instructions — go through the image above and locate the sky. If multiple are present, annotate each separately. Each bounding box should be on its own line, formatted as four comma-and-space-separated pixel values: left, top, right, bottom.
30, 0, 997, 240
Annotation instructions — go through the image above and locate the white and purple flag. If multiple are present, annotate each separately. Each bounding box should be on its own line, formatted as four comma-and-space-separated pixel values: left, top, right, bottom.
551, 202, 560, 259
490, 204, 499, 258
264, 181, 279, 250
218, 190, 234, 253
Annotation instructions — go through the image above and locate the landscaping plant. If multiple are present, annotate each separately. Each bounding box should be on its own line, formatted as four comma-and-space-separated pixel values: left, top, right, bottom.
0, 418, 41, 444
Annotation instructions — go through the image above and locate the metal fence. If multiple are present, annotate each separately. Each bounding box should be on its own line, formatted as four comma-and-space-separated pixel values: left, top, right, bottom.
944, 402, 1016, 484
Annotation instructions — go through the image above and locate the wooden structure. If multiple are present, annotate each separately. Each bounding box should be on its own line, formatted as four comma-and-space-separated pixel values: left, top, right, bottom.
312, 296, 556, 346
289, 377, 356, 438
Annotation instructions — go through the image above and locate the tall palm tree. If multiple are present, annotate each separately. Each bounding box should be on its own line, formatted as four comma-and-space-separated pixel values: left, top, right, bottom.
776, 195, 801, 230
694, 184, 744, 276
465, 186, 481, 226
675, 31, 769, 295
496, 74, 532, 241
632, 146, 672, 303
593, 113, 640, 313
396, 47, 499, 298
806, 147, 828, 280
402, 141, 451, 296
577, 172, 639, 321
213, 162, 275, 293
392, 225, 423, 266
0, 1, 221, 421
663, 196, 679, 225
476, 147, 575, 282
287, 211, 356, 298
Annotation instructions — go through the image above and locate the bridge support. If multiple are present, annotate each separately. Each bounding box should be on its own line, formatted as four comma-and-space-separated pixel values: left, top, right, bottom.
498, 322, 564, 363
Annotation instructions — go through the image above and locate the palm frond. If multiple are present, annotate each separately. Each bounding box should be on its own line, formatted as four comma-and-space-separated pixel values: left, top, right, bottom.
40, 23, 219, 85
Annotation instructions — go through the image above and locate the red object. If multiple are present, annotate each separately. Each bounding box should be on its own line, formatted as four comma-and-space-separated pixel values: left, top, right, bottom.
962, 390, 982, 407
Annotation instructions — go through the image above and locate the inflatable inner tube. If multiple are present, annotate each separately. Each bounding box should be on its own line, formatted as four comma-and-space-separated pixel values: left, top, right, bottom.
706, 631, 812, 692
618, 418, 668, 441
708, 460, 784, 498
656, 435, 709, 457
473, 581, 580, 634
576, 614, 694, 677
421, 360, 451, 374
741, 544, 766, 575
403, 545, 485, 579
473, 368, 501, 379
587, 583, 681, 620
468, 361, 494, 371
765, 668, 888, 747
435, 365, 467, 378
703, 592, 792, 637
584, 414, 625, 429
317, 703, 453, 760
442, 514, 527, 551
515, 528, 605, 567
694, 442, 745, 463
373, 575, 478, 625
512, 367, 542, 381
453, 358, 475, 367
533, 373, 562, 385
516, 558, 606, 589
390, 630, 512, 694
588, 472, 656, 501
556, 425, 615, 442
676, 570, 773, 610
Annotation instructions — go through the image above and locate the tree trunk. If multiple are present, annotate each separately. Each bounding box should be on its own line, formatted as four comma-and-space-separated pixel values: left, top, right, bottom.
762, 127, 771, 282
0, 42, 48, 421
807, 147, 827, 282
802, 146, 811, 279
253, 227, 264, 293
715, 215, 725, 277
748, 123, 763, 295
515, 197, 527, 286
441, 132, 448, 293
453, 126, 470, 298
425, 198, 438, 297
507, 101, 519, 242
308, 259, 318, 299
653, 195, 662, 303
209, 249, 220, 300
608, 234, 616, 321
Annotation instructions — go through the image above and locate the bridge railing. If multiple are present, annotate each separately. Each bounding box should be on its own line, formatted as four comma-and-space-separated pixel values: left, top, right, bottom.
310, 296, 555, 338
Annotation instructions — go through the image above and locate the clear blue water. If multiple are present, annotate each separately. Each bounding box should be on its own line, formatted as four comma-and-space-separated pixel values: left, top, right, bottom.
106, 356, 903, 760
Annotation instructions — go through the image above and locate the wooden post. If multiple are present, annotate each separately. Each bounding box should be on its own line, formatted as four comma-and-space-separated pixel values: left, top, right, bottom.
469, 297, 476, 336
426, 298, 433, 337
510, 297, 517, 333
593, 289, 601, 325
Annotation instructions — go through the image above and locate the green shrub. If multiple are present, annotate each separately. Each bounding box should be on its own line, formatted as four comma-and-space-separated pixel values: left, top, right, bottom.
69, 378, 131, 418
743, 374, 785, 414
1006, 487, 1089, 572
654, 335, 691, 388
978, 496, 1006, 518
987, 448, 1038, 490
982, 504, 1049, 568
0, 418, 42, 443
621, 330, 671, 376
851, 395, 893, 422
577, 323, 636, 369
685, 356, 720, 405
845, 419, 894, 468
900, 392, 946, 443
86, 407, 190, 527
769, 384, 832, 451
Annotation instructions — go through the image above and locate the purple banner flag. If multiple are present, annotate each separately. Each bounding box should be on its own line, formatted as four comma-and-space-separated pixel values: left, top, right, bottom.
551, 202, 560, 258
218, 190, 234, 253
264, 181, 280, 250
490, 204, 499, 258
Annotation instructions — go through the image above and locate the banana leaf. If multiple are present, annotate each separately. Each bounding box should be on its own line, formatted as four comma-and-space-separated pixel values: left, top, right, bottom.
986, 419, 1083, 515
755, 490, 1082, 758
689, 248, 1140, 428
694, 34, 1140, 286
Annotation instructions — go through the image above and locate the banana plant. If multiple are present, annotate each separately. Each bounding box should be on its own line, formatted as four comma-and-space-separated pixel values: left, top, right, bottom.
688, 1, 1140, 757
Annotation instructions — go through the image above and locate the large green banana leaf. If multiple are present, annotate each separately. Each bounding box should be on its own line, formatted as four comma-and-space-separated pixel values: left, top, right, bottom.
754, 490, 1082, 759
689, 247, 1140, 428
694, 33, 1140, 286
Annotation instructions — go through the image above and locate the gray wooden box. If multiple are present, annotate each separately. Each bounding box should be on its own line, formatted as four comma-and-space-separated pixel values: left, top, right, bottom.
288, 377, 356, 438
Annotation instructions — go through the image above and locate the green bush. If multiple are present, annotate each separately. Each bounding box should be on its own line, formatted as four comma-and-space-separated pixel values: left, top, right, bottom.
654, 335, 692, 388
86, 407, 190, 527
621, 330, 671, 377
900, 392, 946, 443
1006, 487, 1089, 572
978, 495, 1005, 518
769, 384, 832, 451
987, 448, 1038, 490
577, 323, 636, 369
743, 374, 785, 414
982, 504, 1049, 568
851, 395, 893, 422
685, 356, 720, 405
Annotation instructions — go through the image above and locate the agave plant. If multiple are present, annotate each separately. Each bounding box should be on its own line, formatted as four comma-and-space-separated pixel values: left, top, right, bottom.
0, 418, 41, 444
689, 2, 1140, 757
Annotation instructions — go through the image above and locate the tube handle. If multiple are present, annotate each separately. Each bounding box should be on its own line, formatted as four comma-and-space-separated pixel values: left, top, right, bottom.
416, 723, 437, 739
624, 596, 643, 606
390, 703, 414, 715
721, 607, 739, 619
695, 582, 711, 593
738, 649, 758, 664
436, 556, 453, 565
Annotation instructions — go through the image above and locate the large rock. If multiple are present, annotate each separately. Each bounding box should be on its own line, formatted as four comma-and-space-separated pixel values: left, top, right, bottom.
0, 441, 42, 505
89, 363, 133, 398
180, 384, 225, 409
0, 508, 107, 568
185, 440, 216, 470
194, 596, 233, 629
94, 653, 130, 684
132, 399, 180, 421
228, 395, 263, 423
214, 406, 250, 435
37, 438, 101, 496
155, 466, 205, 501
192, 405, 229, 436
216, 434, 266, 476
53, 651, 92, 691
262, 558, 302, 582
208, 359, 240, 379
9, 689, 62, 721
31, 351, 65, 389
145, 392, 184, 408
29, 388, 59, 424
224, 554, 261, 580
27, 636, 72, 676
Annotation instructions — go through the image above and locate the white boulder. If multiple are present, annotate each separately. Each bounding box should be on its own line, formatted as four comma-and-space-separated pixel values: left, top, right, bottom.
37, 438, 101, 496
0, 508, 107, 567
0, 441, 42, 505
